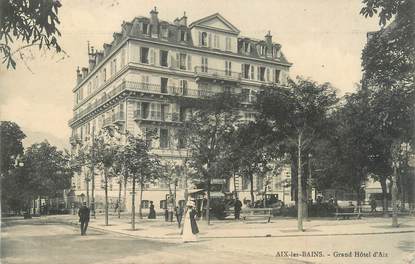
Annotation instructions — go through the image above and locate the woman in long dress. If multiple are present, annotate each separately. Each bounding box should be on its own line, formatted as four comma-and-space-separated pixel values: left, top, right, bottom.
182, 200, 199, 242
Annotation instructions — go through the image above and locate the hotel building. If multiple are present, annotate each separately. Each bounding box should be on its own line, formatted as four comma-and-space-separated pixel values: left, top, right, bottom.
69, 9, 293, 211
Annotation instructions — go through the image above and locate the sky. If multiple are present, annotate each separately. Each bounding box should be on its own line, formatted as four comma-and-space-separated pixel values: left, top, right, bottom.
0, 0, 381, 150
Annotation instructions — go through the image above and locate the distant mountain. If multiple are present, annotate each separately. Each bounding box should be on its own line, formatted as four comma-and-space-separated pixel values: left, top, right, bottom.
22, 128, 70, 151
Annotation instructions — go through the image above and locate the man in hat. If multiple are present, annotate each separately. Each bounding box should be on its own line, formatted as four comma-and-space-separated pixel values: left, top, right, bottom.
78, 202, 90, 236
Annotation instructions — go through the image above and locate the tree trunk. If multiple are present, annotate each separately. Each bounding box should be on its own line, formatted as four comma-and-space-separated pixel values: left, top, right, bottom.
139, 182, 144, 219
104, 166, 109, 226
131, 177, 136, 230
249, 171, 255, 206
118, 180, 122, 219
86, 174, 90, 207
297, 132, 304, 231
206, 177, 211, 224
123, 176, 127, 212
380, 177, 388, 214
233, 169, 238, 199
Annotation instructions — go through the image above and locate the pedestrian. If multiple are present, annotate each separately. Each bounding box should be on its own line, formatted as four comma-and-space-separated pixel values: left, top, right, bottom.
78, 202, 90, 236
148, 201, 156, 219
175, 205, 184, 228
370, 199, 377, 213
182, 200, 199, 243
234, 197, 242, 220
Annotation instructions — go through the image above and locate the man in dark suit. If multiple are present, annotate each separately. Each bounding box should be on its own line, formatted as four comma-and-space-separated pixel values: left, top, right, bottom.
78, 202, 90, 236
234, 198, 243, 220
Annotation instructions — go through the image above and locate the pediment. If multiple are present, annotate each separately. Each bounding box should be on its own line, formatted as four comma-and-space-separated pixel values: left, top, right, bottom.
189, 13, 240, 34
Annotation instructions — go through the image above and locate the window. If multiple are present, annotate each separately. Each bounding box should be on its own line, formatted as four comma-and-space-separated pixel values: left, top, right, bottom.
223, 86, 234, 94
258, 66, 266, 81
141, 200, 149, 209
140, 75, 150, 91
87, 82, 92, 96
250, 65, 255, 80
102, 68, 106, 82
266, 68, 270, 82
201, 32, 208, 47
244, 42, 251, 53
226, 37, 232, 51
160, 128, 169, 149
160, 77, 168, 93
140, 47, 149, 64
179, 53, 187, 70
180, 30, 187, 41
178, 130, 187, 149
110, 59, 117, 75
145, 127, 157, 147
161, 26, 169, 39
242, 64, 250, 79
79, 87, 84, 100
225, 61, 232, 76
274, 69, 281, 83
121, 48, 126, 67
161, 104, 169, 121
242, 88, 250, 102
140, 102, 150, 119
201, 57, 208, 73
142, 23, 149, 35
160, 200, 167, 209
214, 34, 220, 49
150, 103, 161, 120
259, 45, 266, 56
160, 50, 168, 67
180, 80, 188, 96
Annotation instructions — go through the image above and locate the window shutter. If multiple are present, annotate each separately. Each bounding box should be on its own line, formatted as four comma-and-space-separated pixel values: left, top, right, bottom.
208, 33, 212, 48
168, 51, 172, 68
176, 53, 180, 68
149, 48, 155, 65
241, 64, 245, 78
187, 54, 192, 71
257, 66, 260, 80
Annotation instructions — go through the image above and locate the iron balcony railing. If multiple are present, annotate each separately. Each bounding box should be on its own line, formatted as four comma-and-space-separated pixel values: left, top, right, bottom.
133, 110, 181, 123
103, 112, 125, 127
69, 81, 221, 125
194, 66, 242, 81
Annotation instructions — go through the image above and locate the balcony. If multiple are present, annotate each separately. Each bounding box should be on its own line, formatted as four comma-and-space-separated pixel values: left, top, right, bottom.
133, 110, 181, 125
194, 66, 241, 83
69, 81, 217, 126
103, 112, 125, 127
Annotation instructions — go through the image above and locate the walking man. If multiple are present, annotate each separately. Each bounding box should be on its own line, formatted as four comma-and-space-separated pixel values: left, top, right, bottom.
78, 202, 90, 236
234, 198, 242, 220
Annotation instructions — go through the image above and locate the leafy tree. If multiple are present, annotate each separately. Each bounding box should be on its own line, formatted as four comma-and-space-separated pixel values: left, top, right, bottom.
22, 141, 73, 213
121, 132, 160, 229
0, 121, 26, 174
92, 126, 123, 226
183, 92, 240, 224
230, 120, 283, 205
361, 0, 415, 211
256, 77, 338, 230
0, 0, 63, 69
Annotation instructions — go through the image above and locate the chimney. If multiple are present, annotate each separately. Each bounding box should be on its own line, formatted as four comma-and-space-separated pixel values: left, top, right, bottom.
265, 31, 272, 45
81, 67, 89, 78
88, 46, 96, 70
76, 67, 82, 84
150, 7, 159, 35
179, 12, 187, 27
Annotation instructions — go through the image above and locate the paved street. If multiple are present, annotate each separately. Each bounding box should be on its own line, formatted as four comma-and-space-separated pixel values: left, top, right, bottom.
1, 218, 300, 264
2, 217, 415, 264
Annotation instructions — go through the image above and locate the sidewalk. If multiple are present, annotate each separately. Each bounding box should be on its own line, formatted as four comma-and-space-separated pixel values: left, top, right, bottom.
55, 213, 415, 242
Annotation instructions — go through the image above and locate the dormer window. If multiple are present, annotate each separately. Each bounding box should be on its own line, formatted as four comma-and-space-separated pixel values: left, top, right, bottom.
259, 45, 266, 56
142, 23, 149, 35
201, 32, 208, 47
244, 42, 251, 54
161, 26, 169, 39
180, 30, 187, 41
